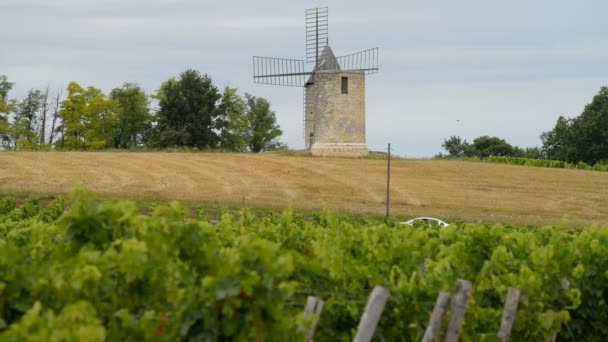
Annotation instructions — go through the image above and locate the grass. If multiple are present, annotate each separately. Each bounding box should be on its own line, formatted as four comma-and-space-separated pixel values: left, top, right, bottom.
0, 151, 607, 226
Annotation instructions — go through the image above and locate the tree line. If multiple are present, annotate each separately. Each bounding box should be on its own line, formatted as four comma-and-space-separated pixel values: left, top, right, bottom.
0, 69, 283, 152
438, 135, 542, 160
438, 86, 608, 165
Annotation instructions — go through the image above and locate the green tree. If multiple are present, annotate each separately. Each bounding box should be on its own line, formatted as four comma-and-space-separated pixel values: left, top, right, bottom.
542, 86, 608, 164
216, 86, 248, 151
441, 136, 470, 158
440, 135, 542, 159
13, 89, 44, 150
0, 75, 16, 150
110, 83, 152, 149
57, 82, 87, 150
83, 86, 117, 150
541, 116, 578, 162
471, 135, 514, 157
244, 94, 282, 153
153, 69, 220, 148
511, 146, 543, 159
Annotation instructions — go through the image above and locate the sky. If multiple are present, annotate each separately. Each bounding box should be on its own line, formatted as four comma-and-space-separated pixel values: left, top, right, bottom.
1, 0, 607, 157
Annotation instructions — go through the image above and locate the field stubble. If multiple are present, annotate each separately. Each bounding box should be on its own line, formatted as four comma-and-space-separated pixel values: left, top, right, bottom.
0, 151, 607, 226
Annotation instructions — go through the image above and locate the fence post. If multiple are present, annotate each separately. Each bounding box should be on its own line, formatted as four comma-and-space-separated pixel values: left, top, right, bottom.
422, 292, 451, 342
386, 142, 391, 218
353, 285, 391, 342
497, 287, 521, 342
420, 257, 426, 277
299, 296, 324, 342
444, 279, 472, 342
545, 279, 570, 342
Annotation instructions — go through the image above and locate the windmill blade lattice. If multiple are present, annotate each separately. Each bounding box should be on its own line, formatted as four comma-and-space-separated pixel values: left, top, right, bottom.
253, 56, 310, 87
337, 48, 379, 75
306, 7, 328, 64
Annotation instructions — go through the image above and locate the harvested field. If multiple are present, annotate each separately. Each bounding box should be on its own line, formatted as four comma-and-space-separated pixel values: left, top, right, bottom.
0, 151, 607, 226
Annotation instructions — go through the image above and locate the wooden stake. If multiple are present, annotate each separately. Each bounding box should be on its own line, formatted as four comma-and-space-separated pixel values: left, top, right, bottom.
497, 287, 521, 342
545, 279, 570, 342
354, 285, 391, 342
444, 279, 472, 342
420, 257, 426, 277
299, 296, 324, 342
422, 292, 451, 342
386, 142, 391, 218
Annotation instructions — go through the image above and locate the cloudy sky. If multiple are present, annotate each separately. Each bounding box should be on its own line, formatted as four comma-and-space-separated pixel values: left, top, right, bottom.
1, 0, 607, 156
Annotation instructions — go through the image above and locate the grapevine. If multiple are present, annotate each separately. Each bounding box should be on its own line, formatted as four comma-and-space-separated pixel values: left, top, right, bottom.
0, 190, 605, 340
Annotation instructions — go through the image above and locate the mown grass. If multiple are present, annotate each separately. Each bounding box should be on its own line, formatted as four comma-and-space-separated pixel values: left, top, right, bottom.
0, 151, 607, 227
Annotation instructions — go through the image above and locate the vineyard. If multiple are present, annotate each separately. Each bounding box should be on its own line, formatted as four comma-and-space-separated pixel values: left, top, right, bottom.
1, 190, 608, 341
459, 156, 608, 172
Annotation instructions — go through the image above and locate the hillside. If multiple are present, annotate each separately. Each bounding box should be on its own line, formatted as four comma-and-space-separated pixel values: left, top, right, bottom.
0, 152, 607, 226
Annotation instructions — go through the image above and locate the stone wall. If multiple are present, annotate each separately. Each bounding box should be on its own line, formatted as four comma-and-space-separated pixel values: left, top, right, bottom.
305, 70, 368, 157
304, 83, 316, 150
310, 143, 369, 157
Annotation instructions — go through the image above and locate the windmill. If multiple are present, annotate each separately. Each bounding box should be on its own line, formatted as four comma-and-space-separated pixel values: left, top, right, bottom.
253, 7, 379, 157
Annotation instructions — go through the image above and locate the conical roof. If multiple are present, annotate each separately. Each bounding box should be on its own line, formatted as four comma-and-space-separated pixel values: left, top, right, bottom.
316, 45, 340, 71
306, 45, 340, 85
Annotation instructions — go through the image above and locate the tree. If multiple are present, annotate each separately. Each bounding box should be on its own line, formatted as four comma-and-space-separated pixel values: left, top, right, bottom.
153, 69, 220, 148
471, 136, 514, 157
110, 83, 152, 149
542, 86, 608, 164
13, 89, 44, 150
441, 136, 470, 158
440, 135, 523, 158
216, 86, 248, 151
48, 87, 63, 146
38, 86, 51, 149
512, 146, 543, 159
244, 94, 282, 153
83, 86, 117, 150
58, 82, 87, 150
541, 116, 578, 162
0, 75, 16, 150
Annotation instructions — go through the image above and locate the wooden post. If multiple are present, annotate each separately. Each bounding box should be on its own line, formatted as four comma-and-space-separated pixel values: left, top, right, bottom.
444, 279, 472, 342
545, 279, 570, 342
420, 257, 426, 277
422, 292, 451, 342
497, 287, 521, 342
299, 296, 324, 342
354, 285, 391, 342
386, 142, 391, 218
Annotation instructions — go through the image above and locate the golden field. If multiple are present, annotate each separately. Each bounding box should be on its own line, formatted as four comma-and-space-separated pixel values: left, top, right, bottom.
0, 152, 607, 226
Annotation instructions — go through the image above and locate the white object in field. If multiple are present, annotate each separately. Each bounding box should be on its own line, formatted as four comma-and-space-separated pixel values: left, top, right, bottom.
402, 217, 449, 227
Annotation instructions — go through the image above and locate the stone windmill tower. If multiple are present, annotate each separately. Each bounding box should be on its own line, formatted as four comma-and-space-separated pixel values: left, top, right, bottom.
253, 7, 379, 157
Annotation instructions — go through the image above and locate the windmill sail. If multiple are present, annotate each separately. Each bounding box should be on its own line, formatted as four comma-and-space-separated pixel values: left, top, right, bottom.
306, 7, 329, 64
252, 7, 379, 87
252, 56, 310, 87
337, 48, 379, 75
